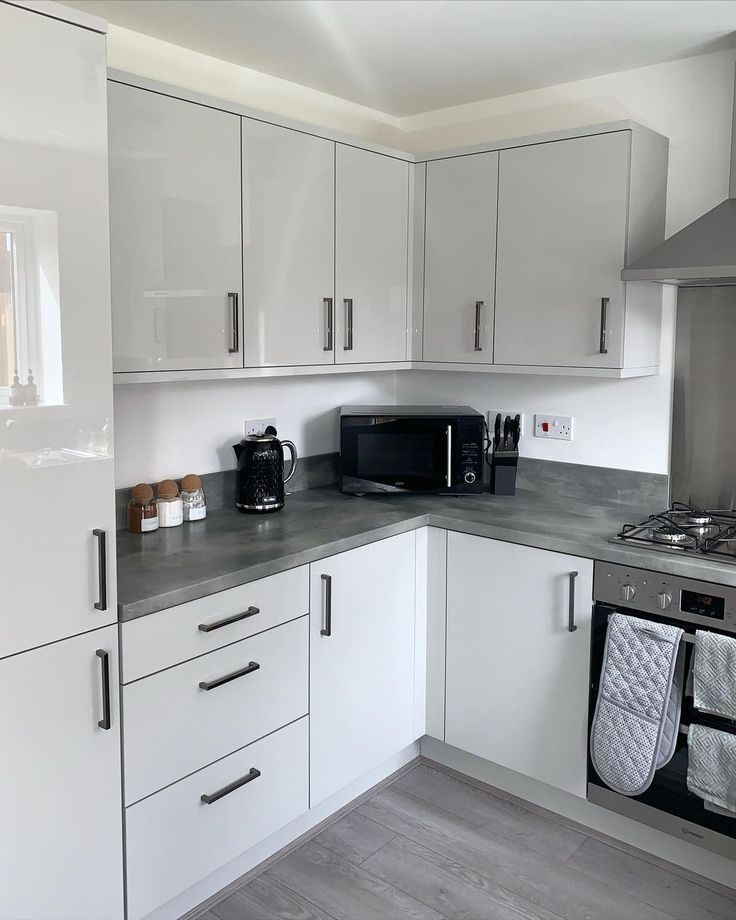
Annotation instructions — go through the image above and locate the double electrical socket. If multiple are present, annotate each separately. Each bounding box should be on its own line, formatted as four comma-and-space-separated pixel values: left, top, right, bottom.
244, 417, 277, 437
534, 414, 573, 441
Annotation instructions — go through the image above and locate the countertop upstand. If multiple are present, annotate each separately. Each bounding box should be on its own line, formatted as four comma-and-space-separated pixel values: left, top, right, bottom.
116, 486, 736, 621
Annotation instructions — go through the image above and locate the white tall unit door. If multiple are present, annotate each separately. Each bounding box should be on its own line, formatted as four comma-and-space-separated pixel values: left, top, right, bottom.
0, 3, 117, 658
445, 533, 594, 798
242, 120, 335, 367
108, 82, 243, 372
0, 626, 124, 920
310, 532, 418, 806
423, 152, 498, 363
335, 146, 409, 363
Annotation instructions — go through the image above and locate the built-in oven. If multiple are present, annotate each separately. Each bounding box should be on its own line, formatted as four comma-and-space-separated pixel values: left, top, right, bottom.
339, 405, 485, 495
589, 561, 736, 859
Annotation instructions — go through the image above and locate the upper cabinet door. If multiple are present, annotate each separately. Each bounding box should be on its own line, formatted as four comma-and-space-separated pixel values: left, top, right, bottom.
108, 83, 242, 372
242, 120, 335, 367
494, 132, 630, 368
335, 146, 408, 364
423, 153, 498, 364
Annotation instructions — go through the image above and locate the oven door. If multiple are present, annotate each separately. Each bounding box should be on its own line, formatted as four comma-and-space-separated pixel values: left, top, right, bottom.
340, 415, 456, 493
587, 602, 736, 858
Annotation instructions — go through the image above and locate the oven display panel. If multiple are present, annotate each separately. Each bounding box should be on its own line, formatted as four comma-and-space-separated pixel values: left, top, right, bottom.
680, 589, 726, 620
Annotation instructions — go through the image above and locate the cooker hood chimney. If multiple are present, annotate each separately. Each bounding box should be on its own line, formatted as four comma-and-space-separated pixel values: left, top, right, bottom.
621, 70, 736, 287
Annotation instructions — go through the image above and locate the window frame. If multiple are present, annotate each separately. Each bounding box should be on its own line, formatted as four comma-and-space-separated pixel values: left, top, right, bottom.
0, 215, 40, 406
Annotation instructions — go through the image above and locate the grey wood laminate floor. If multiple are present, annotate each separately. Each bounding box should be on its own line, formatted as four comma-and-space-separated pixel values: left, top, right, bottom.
200, 764, 736, 920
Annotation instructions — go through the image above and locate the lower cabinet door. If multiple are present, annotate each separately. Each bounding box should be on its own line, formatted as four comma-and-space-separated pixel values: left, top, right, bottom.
0, 626, 124, 920
125, 716, 309, 920
445, 533, 593, 797
309, 532, 418, 806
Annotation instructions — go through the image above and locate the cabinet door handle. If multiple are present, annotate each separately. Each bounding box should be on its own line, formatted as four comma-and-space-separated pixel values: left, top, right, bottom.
445, 425, 452, 488
92, 529, 107, 611
228, 292, 239, 354
201, 767, 261, 804
320, 573, 332, 636
198, 606, 260, 633
198, 660, 260, 691
96, 649, 111, 730
474, 301, 483, 352
343, 298, 353, 351
599, 297, 609, 355
323, 297, 333, 352
568, 571, 578, 633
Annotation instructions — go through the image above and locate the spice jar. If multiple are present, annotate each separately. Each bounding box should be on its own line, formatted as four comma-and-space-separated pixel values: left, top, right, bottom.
181, 473, 206, 522
157, 479, 183, 528
128, 483, 159, 534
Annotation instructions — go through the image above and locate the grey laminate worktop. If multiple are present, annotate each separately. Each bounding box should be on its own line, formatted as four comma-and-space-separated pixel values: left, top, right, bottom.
116, 485, 736, 621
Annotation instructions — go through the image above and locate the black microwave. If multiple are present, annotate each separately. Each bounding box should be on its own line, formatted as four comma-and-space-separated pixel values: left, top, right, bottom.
340, 406, 485, 495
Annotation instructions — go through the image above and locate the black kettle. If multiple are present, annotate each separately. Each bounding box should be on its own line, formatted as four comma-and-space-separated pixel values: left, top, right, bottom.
233, 426, 298, 513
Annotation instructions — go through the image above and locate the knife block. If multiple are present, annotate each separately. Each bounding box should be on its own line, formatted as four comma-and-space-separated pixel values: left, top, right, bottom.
490, 448, 519, 495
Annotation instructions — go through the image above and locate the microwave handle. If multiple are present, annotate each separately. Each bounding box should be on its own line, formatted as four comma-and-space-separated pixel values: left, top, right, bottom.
445, 425, 452, 488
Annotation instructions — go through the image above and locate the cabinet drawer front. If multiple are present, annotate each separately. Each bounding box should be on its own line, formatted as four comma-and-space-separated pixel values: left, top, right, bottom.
125, 716, 308, 920
124, 616, 308, 804
121, 565, 309, 682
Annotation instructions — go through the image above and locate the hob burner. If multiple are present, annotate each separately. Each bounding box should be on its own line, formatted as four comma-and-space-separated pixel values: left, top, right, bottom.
683, 512, 713, 526
651, 525, 694, 546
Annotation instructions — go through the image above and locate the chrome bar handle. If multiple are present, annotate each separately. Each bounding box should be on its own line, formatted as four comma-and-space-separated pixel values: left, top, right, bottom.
228, 292, 239, 354
343, 298, 353, 351
323, 297, 333, 351
93, 529, 107, 611
445, 425, 452, 488
201, 767, 261, 805
198, 661, 260, 691
198, 606, 260, 632
599, 297, 609, 355
320, 574, 332, 636
96, 649, 111, 730
474, 301, 483, 352
568, 571, 578, 633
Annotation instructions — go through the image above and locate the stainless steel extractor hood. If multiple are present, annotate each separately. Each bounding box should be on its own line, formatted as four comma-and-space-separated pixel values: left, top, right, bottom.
621, 70, 736, 287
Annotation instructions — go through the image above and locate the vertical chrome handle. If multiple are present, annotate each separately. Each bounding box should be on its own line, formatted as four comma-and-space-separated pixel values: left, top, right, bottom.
474, 301, 483, 352
343, 298, 353, 351
323, 297, 333, 351
445, 425, 452, 488
568, 571, 578, 633
93, 529, 107, 611
320, 574, 332, 636
599, 297, 609, 355
96, 649, 111, 730
228, 292, 239, 354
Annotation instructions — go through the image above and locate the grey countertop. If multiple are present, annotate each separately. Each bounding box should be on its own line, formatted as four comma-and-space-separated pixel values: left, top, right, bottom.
116, 486, 736, 621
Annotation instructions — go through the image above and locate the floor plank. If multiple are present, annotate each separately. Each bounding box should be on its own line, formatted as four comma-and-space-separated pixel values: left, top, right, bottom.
395, 764, 586, 862
212, 874, 337, 920
266, 840, 446, 920
314, 810, 397, 865
364, 833, 565, 920
358, 784, 675, 920
566, 836, 736, 920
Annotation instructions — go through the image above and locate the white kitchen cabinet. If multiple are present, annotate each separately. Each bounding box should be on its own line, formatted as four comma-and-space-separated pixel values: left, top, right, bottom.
0, 625, 123, 920
423, 152, 498, 363
445, 533, 594, 798
108, 82, 243, 372
242, 119, 335, 367
310, 532, 418, 805
494, 130, 666, 369
335, 145, 409, 363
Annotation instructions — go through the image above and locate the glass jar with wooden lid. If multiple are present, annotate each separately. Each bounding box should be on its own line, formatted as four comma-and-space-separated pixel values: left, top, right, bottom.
157, 479, 183, 528
181, 473, 207, 521
128, 483, 159, 534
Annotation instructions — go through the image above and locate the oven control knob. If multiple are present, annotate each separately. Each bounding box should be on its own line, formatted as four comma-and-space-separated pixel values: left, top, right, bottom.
464, 471, 476, 484
620, 583, 636, 603
657, 590, 673, 610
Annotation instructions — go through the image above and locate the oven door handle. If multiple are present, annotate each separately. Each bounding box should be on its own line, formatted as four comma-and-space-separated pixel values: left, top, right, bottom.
445, 425, 452, 489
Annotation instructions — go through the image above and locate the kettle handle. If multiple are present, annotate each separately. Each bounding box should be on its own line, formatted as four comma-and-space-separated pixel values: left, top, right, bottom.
281, 440, 298, 484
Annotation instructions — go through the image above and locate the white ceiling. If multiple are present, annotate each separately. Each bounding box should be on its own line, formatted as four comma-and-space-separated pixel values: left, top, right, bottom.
61, 0, 736, 117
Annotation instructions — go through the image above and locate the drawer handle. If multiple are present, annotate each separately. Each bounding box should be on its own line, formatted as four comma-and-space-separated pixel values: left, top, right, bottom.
198, 660, 260, 691
201, 767, 261, 805
198, 606, 260, 633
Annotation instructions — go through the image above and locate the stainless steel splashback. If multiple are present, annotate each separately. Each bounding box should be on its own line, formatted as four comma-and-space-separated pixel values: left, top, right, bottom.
672, 287, 736, 509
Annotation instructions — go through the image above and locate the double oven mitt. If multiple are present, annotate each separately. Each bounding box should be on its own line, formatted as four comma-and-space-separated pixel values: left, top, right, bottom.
590, 613, 684, 797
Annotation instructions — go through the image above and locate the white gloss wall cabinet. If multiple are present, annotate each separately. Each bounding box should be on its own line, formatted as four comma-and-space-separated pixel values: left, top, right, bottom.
310, 532, 418, 806
494, 130, 666, 370
445, 533, 594, 798
242, 120, 335, 367
108, 82, 243, 372
423, 152, 498, 363
0, 626, 123, 920
335, 146, 409, 363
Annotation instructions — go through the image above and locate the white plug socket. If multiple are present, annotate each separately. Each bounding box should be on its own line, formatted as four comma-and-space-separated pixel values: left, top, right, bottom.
244, 417, 277, 437
534, 414, 573, 441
